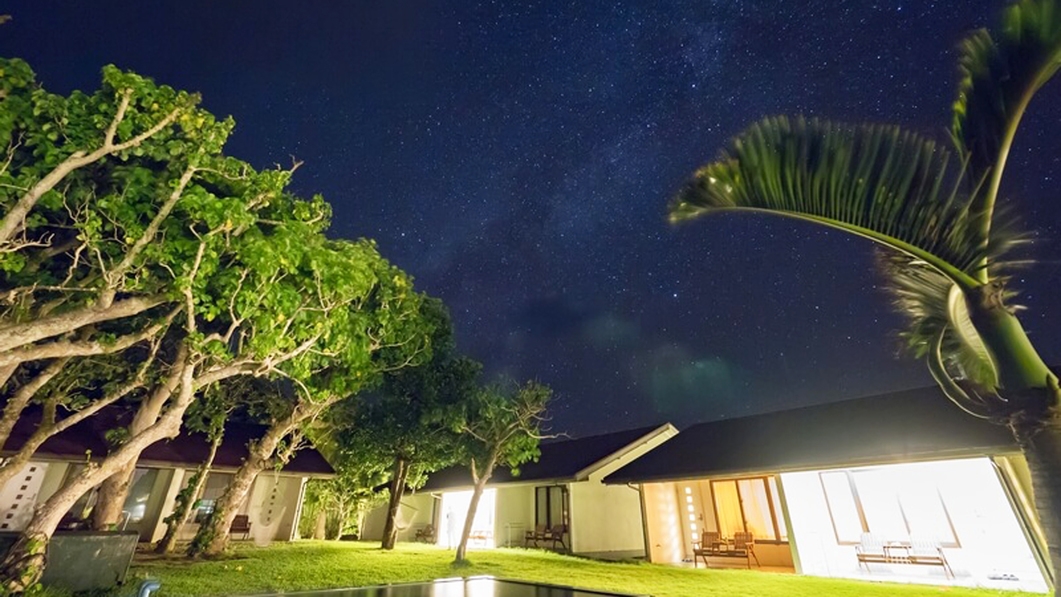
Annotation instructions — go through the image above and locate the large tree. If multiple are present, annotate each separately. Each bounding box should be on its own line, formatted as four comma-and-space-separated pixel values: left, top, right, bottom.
452, 380, 551, 563
669, 0, 1060, 588
187, 248, 432, 557
0, 60, 409, 589
343, 297, 481, 550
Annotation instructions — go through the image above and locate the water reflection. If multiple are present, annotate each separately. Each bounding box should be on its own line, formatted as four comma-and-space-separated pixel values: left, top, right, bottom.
249, 577, 636, 597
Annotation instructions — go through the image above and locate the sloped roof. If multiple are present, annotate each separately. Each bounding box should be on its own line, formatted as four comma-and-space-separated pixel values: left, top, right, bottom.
603, 385, 1017, 485
420, 423, 673, 491
2, 406, 333, 476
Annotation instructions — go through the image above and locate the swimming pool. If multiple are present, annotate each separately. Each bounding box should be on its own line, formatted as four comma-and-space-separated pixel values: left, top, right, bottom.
244, 576, 646, 596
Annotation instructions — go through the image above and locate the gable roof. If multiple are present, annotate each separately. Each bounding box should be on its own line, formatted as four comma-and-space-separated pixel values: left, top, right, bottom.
2, 406, 334, 476
603, 385, 1017, 485
420, 423, 675, 491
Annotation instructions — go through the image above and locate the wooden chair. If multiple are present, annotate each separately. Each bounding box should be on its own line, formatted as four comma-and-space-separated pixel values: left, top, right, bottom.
414, 525, 436, 543
230, 514, 252, 540
730, 531, 759, 569
693, 530, 723, 568
524, 524, 546, 547
543, 525, 567, 551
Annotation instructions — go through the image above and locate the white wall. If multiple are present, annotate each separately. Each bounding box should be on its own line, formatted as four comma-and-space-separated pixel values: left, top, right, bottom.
641, 482, 685, 564
569, 476, 644, 554
493, 485, 534, 547
361, 492, 435, 543
566, 425, 676, 556
0, 461, 50, 532
782, 457, 1049, 593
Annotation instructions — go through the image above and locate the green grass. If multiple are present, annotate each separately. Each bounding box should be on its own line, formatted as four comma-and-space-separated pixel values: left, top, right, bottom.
126, 541, 1042, 597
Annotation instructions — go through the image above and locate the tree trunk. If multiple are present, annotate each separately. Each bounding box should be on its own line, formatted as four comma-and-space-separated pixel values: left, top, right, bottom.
89, 386, 170, 530
380, 456, 408, 550
187, 431, 284, 557
1010, 407, 1061, 595
455, 458, 496, 564
156, 433, 222, 554
0, 349, 193, 591
0, 400, 187, 590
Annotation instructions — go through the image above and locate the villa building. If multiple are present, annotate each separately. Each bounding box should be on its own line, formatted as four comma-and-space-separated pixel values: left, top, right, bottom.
362, 423, 677, 559
603, 386, 1053, 593
0, 408, 333, 544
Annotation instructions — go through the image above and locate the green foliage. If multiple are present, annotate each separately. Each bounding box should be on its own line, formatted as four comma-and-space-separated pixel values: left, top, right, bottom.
337, 298, 480, 493
459, 380, 552, 477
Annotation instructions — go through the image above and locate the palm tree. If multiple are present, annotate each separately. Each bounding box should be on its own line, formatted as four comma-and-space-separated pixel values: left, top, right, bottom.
670, 0, 1061, 588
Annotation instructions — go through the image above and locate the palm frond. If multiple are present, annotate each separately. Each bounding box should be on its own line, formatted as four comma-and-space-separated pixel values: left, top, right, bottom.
878, 251, 1000, 389
953, 0, 1061, 235
670, 117, 1007, 289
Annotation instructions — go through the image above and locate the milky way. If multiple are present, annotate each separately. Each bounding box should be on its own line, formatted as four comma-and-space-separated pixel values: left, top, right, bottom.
4, 0, 1060, 435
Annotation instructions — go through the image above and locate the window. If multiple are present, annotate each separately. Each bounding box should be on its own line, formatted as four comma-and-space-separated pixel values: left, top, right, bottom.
534, 486, 568, 529
121, 468, 159, 524
194, 473, 234, 524
820, 469, 959, 546
709, 477, 788, 543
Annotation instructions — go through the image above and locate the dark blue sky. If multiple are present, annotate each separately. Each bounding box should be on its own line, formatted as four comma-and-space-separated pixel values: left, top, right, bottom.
4, 1, 1059, 435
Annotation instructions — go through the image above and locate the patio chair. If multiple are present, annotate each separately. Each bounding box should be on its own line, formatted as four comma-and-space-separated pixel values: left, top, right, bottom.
855, 533, 888, 571
230, 514, 252, 540
414, 525, 436, 543
543, 525, 567, 551
908, 534, 954, 579
731, 531, 760, 569
524, 524, 547, 547
692, 530, 723, 568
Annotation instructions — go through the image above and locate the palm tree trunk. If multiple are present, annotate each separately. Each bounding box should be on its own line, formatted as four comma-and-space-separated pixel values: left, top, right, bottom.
155, 433, 222, 554
381, 456, 408, 550
1010, 408, 1061, 594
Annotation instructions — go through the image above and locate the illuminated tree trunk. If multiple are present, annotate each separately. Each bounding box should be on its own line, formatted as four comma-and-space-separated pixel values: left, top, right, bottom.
0, 350, 192, 591
455, 454, 497, 564
187, 437, 275, 557
90, 386, 170, 530
155, 434, 221, 554
381, 456, 408, 550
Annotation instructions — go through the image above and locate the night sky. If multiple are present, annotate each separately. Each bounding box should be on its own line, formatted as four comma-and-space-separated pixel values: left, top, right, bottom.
4, 1, 1060, 436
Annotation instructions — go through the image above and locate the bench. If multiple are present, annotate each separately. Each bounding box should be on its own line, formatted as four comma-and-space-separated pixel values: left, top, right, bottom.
856, 533, 953, 579
230, 514, 252, 540
693, 531, 759, 569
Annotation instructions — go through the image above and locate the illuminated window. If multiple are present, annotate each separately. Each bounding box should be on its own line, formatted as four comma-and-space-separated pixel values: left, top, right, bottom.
819, 469, 959, 546
709, 477, 787, 543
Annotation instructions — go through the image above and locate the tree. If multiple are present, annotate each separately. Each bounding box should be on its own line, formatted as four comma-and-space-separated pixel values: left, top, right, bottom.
186, 248, 432, 557
668, 0, 1061, 587
453, 380, 551, 563
154, 384, 234, 555
342, 298, 481, 550
0, 60, 400, 589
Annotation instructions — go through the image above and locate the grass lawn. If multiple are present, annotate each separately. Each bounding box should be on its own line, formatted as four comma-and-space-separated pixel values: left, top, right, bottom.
128, 541, 1042, 597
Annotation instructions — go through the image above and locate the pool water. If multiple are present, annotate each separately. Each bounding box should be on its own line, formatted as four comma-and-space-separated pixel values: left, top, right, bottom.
245, 576, 644, 597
